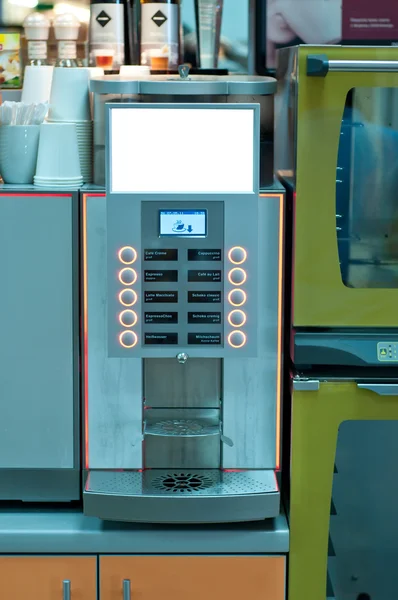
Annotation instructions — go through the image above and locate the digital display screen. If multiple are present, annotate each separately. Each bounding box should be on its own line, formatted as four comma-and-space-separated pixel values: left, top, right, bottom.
159, 210, 207, 237
110, 107, 254, 194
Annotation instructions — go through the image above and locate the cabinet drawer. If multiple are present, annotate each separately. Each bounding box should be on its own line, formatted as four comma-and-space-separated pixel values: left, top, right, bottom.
100, 555, 285, 600
0, 557, 97, 600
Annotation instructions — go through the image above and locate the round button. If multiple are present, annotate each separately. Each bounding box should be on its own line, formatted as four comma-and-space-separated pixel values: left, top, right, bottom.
119, 310, 138, 328
228, 289, 247, 307
118, 268, 137, 286
118, 246, 137, 265
119, 330, 138, 348
228, 310, 247, 328
228, 331, 247, 349
228, 246, 247, 265
228, 268, 247, 286
119, 289, 138, 307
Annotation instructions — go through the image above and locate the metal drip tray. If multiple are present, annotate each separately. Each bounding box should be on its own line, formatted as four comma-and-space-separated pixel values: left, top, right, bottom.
145, 419, 219, 437
84, 469, 280, 523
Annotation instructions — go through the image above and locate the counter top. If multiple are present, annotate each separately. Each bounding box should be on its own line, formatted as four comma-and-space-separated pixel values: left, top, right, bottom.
0, 508, 289, 554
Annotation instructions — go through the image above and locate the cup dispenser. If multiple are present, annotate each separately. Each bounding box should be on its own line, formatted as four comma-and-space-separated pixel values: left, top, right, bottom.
83, 102, 283, 523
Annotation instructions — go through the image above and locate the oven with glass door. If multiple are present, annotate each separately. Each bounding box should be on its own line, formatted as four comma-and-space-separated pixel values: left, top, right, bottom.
276, 45, 398, 368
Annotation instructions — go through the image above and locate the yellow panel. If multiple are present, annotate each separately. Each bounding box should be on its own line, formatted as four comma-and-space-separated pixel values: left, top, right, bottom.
288, 381, 398, 600
294, 45, 398, 327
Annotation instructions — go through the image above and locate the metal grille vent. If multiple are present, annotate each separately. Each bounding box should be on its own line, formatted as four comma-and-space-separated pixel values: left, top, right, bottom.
152, 472, 214, 493
147, 419, 218, 437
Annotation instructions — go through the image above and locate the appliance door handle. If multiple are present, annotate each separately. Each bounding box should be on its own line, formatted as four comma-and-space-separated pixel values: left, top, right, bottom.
357, 384, 398, 396
63, 580, 71, 600
307, 54, 398, 77
123, 579, 131, 600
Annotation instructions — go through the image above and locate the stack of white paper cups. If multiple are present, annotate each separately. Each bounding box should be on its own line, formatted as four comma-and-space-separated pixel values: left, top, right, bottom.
47, 67, 98, 184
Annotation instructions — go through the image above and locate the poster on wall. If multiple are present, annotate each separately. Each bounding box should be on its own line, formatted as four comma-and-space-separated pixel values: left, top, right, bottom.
256, 0, 398, 72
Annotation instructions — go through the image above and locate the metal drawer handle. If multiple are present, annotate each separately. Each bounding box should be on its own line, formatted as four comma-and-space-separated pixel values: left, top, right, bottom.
357, 384, 398, 396
63, 580, 71, 600
307, 54, 398, 77
123, 579, 131, 600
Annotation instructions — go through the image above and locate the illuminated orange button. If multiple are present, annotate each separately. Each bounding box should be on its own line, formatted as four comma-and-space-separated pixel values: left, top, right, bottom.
228, 268, 247, 286
228, 330, 247, 349
228, 289, 247, 307
119, 268, 137, 286
228, 310, 246, 328
119, 289, 138, 306
119, 330, 138, 348
228, 246, 247, 265
118, 246, 137, 265
119, 310, 138, 328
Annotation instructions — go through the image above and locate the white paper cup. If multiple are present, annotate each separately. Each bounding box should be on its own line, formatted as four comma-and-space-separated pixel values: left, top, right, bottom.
0, 125, 40, 184
88, 67, 104, 78
35, 122, 81, 180
21, 65, 53, 105
120, 65, 151, 77
48, 67, 91, 122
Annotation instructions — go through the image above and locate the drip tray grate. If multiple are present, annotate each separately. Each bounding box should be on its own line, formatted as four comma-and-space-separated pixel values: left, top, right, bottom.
145, 419, 219, 437
85, 469, 278, 497
153, 472, 214, 493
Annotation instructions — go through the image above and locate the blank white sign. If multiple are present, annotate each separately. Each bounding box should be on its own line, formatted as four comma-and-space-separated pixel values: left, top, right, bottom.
110, 107, 255, 194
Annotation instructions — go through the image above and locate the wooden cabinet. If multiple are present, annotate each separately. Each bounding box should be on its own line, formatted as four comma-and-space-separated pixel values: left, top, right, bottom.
100, 556, 285, 600
0, 557, 97, 600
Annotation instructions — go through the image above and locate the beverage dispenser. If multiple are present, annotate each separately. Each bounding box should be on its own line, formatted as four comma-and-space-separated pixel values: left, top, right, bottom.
83, 99, 283, 523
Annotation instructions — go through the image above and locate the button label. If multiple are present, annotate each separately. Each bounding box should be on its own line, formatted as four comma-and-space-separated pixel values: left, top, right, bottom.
188, 333, 221, 345
188, 291, 221, 303
145, 312, 178, 324
144, 249, 178, 261
188, 249, 222, 262
188, 312, 221, 324
145, 333, 178, 345
144, 270, 178, 282
145, 291, 178, 303
188, 270, 221, 282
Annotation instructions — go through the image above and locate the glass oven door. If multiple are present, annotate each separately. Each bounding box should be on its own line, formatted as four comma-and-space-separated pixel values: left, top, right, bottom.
294, 46, 398, 328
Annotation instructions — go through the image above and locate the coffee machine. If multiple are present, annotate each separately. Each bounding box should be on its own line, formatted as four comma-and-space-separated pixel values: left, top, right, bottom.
82, 98, 283, 523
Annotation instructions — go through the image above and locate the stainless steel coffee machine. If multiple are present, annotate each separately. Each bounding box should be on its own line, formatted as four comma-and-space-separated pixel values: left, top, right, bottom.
83, 97, 283, 523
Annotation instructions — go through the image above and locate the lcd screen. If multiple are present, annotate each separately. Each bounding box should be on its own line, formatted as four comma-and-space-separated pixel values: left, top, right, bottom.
159, 210, 207, 237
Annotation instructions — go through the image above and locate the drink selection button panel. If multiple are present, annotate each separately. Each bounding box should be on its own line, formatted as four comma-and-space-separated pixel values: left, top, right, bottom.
188, 291, 221, 303
188, 333, 221, 345
144, 249, 178, 261
145, 291, 178, 303
188, 249, 222, 262
144, 270, 178, 282
145, 333, 178, 345
188, 270, 221, 282
188, 312, 221, 324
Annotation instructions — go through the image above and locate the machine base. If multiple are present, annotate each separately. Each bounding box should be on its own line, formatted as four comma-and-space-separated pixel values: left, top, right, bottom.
83, 469, 280, 523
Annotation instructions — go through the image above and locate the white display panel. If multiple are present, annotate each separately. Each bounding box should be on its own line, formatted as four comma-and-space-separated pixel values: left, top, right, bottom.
110, 107, 255, 194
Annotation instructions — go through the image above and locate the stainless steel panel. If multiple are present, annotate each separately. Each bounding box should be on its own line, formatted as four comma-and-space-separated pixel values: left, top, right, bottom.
144, 358, 221, 408
0, 194, 76, 470
84, 469, 280, 523
144, 408, 220, 468
222, 192, 281, 469
85, 193, 143, 469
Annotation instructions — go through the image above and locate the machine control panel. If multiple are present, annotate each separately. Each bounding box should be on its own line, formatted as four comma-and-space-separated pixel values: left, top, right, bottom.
140, 201, 225, 348
108, 197, 257, 358
377, 342, 398, 362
